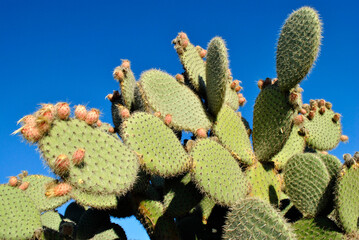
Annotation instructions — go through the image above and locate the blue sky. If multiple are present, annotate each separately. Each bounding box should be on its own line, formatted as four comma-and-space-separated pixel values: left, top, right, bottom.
1, 1, 358, 239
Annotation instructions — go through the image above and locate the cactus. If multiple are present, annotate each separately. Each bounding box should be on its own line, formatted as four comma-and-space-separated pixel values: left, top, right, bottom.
3, 6, 358, 240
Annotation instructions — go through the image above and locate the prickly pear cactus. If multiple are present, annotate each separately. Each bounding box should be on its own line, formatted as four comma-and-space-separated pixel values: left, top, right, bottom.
4, 5, 357, 240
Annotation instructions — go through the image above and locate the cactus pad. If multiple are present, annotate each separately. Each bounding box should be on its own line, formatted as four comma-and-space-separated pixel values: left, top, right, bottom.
113, 61, 136, 110
271, 124, 306, 170
190, 139, 249, 206
39, 118, 139, 195
21, 175, 70, 212
206, 37, 229, 116
335, 162, 359, 233
284, 153, 332, 217
41, 211, 63, 231
213, 104, 254, 165
293, 217, 344, 240
70, 187, 118, 209
139, 69, 212, 132
304, 102, 342, 150
253, 84, 295, 161
0, 185, 42, 240
246, 161, 281, 205
276, 7, 322, 91
122, 112, 191, 177
223, 198, 296, 240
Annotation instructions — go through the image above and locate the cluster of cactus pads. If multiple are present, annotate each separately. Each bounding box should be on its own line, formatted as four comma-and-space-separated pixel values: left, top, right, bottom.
2, 6, 358, 240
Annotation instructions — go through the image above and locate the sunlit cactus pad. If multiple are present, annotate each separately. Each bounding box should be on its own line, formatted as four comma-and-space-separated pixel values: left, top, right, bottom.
304, 101, 342, 150
335, 161, 359, 234
253, 84, 295, 161
223, 198, 296, 240
70, 187, 118, 209
41, 210, 63, 231
276, 6, 322, 91
122, 112, 191, 177
190, 139, 249, 206
0, 185, 42, 240
213, 104, 254, 165
39, 118, 139, 195
139, 69, 212, 132
22, 175, 70, 212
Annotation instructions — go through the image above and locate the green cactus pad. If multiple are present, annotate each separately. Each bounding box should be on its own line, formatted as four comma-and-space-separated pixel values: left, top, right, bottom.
190, 139, 249, 206
304, 104, 342, 150
39, 118, 139, 195
163, 174, 202, 218
21, 175, 70, 212
253, 84, 295, 161
206, 37, 229, 116
223, 198, 296, 240
135, 199, 164, 236
335, 162, 359, 233
0, 185, 42, 240
70, 187, 118, 209
224, 83, 240, 111
246, 161, 281, 205
139, 69, 212, 132
122, 112, 191, 177
173, 33, 206, 93
191, 196, 216, 224
284, 153, 332, 217
276, 7, 322, 91
213, 105, 255, 165
41, 211, 63, 231
271, 124, 306, 170
318, 153, 341, 179
293, 217, 344, 240
114, 62, 136, 110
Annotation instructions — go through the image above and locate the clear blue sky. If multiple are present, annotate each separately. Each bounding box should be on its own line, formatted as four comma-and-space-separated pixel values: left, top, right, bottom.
1, 1, 358, 239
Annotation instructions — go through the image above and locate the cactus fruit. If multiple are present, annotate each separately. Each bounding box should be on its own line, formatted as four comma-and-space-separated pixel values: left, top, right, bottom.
5, 6, 356, 240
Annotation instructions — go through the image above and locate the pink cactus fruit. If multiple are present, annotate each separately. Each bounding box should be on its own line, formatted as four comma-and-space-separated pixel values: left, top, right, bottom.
120, 107, 130, 119
196, 128, 207, 138
154, 111, 161, 117
20, 124, 42, 143
106, 93, 114, 102
175, 74, 185, 83
38, 104, 55, 122
8, 176, 18, 187
318, 99, 325, 107
113, 66, 124, 81
238, 96, 246, 106
55, 154, 70, 174
54, 183, 72, 196
96, 120, 102, 127
56, 102, 71, 120
19, 182, 29, 191
179, 32, 188, 40
333, 113, 341, 122
199, 49, 207, 58
308, 111, 315, 120
235, 85, 242, 92
299, 109, 307, 115
36, 118, 51, 134
109, 127, 115, 133
293, 115, 304, 125
121, 60, 131, 68
257, 79, 264, 89
340, 135, 349, 142
164, 114, 172, 125
230, 81, 236, 89
319, 106, 326, 114
75, 105, 87, 120
85, 109, 100, 125
72, 148, 85, 165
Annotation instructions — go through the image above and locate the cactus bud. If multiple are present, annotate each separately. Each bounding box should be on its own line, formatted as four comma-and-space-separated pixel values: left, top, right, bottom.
230, 81, 236, 89
20, 124, 42, 143
154, 111, 161, 117
308, 111, 315, 120
109, 127, 115, 133
46, 183, 72, 197
238, 97, 246, 106
56, 102, 70, 120
175, 74, 184, 83
19, 182, 29, 191
120, 107, 130, 119
299, 108, 307, 115
318, 99, 325, 107
121, 60, 130, 68
179, 32, 188, 40
8, 176, 18, 187
105, 93, 113, 102
325, 102, 332, 110
257, 79, 264, 89
182, 39, 189, 48
333, 113, 340, 122
235, 85, 242, 92
185, 140, 196, 152
164, 114, 172, 125
85, 109, 100, 125
263, 78, 272, 87
55, 154, 70, 174
199, 49, 207, 58
113, 67, 124, 81
96, 120, 102, 127
196, 128, 207, 138
72, 148, 85, 165
293, 115, 304, 125
75, 105, 87, 120
340, 135, 349, 142
319, 106, 326, 115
